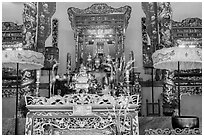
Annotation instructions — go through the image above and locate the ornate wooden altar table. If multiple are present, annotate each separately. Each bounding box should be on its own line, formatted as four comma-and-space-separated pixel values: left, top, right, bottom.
25, 94, 139, 135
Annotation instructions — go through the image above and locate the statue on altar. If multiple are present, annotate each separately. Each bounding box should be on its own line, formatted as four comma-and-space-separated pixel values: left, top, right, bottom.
93, 54, 102, 72
72, 64, 93, 93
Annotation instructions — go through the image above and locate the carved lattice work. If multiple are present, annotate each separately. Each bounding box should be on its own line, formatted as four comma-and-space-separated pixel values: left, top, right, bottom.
25, 93, 140, 135
25, 111, 139, 135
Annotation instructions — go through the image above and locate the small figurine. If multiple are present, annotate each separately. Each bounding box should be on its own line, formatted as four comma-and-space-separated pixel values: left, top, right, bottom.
73, 64, 90, 93
94, 54, 101, 71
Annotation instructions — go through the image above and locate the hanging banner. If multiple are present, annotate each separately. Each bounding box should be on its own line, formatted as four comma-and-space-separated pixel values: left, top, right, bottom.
36, 2, 56, 53
22, 2, 38, 50
141, 2, 159, 67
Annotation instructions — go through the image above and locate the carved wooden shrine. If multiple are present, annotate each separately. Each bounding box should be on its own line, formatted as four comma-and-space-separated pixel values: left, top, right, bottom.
25, 3, 141, 135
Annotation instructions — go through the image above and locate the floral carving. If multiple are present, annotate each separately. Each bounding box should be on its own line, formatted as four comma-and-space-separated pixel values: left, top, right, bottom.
25, 93, 140, 106
68, 3, 131, 30
25, 111, 138, 135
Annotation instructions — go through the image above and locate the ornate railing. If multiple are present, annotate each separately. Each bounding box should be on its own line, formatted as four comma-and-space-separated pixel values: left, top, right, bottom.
25, 94, 140, 111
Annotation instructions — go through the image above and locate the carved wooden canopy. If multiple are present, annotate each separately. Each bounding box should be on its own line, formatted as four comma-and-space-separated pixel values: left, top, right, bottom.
67, 3, 131, 31
67, 3, 132, 70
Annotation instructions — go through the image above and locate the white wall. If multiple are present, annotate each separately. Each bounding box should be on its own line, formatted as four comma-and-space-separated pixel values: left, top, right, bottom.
2, 2, 24, 24
181, 95, 202, 118
171, 2, 202, 21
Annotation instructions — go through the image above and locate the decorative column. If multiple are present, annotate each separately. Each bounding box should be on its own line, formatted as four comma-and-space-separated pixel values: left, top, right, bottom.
142, 2, 159, 60
157, 2, 176, 114
22, 2, 57, 97
38, 2, 57, 97
142, 2, 173, 66
21, 2, 38, 98
142, 2, 175, 115
21, 2, 57, 99
157, 2, 173, 49
141, 2, 160, 114
22, 2, 38, 50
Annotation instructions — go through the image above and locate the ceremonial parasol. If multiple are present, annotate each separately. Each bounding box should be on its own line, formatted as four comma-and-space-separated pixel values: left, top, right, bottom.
2, 49, 44, 134
152, 46, 202, 116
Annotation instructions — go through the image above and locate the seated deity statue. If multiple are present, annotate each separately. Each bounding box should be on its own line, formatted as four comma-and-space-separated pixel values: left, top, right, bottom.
93, 55, 101, 71
73, 64, 91, 93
